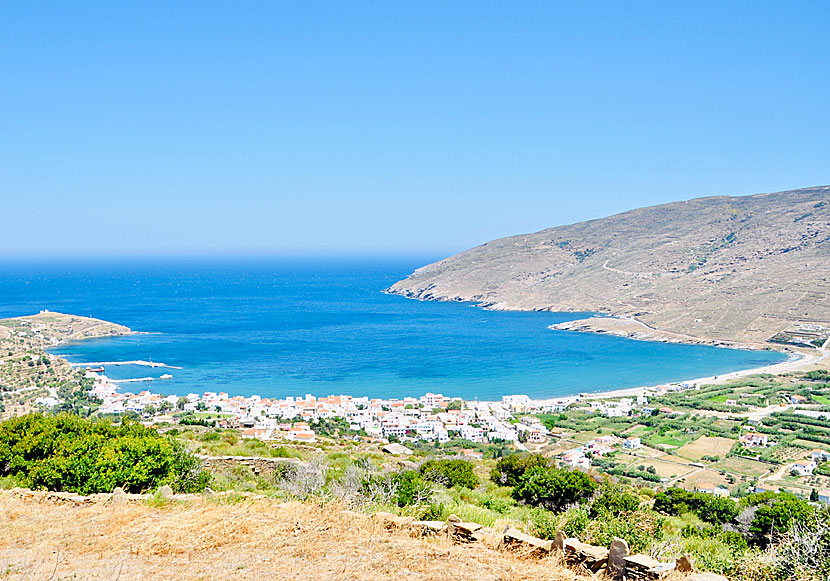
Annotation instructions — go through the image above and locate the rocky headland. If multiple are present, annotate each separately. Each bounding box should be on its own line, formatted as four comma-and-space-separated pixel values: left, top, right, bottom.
388, 186, 830, 349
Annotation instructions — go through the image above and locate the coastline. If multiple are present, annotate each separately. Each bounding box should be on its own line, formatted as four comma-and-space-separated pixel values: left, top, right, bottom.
530, 340, 827, 406
10, 310, 825, 411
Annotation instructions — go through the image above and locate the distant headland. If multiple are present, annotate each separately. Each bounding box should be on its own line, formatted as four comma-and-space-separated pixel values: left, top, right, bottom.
387, 185, 830, 351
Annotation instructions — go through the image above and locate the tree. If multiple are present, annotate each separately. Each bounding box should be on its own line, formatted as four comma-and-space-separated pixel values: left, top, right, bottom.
750, 497, 815, 544
511, 466, 598, 511
176, 397, 189, 410
446, 400, 462, 411
419, 459, 478, 489
362, 470, 434, 507
697, 495, 739, 525
490, 453, 551, 487
811, 488, 820, 502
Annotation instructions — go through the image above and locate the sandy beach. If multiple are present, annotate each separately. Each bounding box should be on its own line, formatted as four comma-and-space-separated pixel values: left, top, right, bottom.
528, 342, 828, 405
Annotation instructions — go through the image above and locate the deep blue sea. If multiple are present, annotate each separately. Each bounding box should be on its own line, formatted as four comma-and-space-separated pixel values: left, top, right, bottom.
0, 258, 786, 400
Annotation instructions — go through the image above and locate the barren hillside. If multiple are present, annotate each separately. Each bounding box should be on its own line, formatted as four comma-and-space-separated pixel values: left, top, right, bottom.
0, 491, 588, 581
388, 186, 830, 345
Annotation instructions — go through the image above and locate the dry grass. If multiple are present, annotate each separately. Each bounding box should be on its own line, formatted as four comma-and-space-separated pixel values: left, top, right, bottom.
0, 491, 589, 580
675, 436, 736, 461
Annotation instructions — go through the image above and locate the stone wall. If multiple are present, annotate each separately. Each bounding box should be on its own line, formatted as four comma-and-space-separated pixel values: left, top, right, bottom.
197, 455, 303, 477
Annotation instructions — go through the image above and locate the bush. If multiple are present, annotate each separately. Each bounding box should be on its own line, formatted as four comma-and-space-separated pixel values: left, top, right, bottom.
773, 514, 830, 579
419, 459, 479, 489
698, 494, 740, 525
653, 487, 738, 525
590, 483, 642, 517
511, 466, 597, 512
558, 503, 663, 553
392, 470, 433, 506
362, 469, 433, 507
489, 453, 551, 487
749, 496, 815, 545
587, 510, 664, 554
0, 413, 209, 494
524, 506, 563, 539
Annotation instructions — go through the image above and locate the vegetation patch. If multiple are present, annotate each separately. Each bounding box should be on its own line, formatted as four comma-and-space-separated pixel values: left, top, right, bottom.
0, 413, 209, 494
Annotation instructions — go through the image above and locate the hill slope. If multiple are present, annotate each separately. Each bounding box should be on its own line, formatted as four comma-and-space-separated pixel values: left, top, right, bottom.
388, 186, 830, 345
0, 491, 585, 581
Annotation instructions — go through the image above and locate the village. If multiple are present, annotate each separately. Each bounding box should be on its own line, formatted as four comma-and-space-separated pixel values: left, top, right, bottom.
43, 366, 830, 507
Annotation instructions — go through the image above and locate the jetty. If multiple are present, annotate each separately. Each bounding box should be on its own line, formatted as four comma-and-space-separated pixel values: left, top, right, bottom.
70, 360, 182, 370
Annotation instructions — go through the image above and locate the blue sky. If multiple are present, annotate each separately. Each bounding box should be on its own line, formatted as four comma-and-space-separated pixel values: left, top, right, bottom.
1, 1, 828, 257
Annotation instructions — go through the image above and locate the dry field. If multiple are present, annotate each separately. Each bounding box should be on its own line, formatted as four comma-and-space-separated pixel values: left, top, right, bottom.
712, 457, 773, 478
0, 491, 589, 581
634, 459, 693, 479
679, 469, 732, 491
676, 436, 736, 461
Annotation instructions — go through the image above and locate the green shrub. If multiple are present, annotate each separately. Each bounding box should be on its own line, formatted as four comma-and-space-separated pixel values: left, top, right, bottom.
0, 413, 209, 494
420, 459, 479, 489
525, 506, 565, 539
750, 496, 815, 544
362, 469, 433, 507
557, 503, 663, 553
654, 487, 738, 525
587, 511, 663, 554
511, 466, 597, 512
590, 483, 642, 517
697, 495, 740, 525
489, 453, 551, 487
393, 470, 433, 506
478, 494, 510, 513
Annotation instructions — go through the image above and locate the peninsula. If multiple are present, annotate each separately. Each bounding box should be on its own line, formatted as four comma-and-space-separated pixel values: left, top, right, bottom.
0, 312, 132, 417
387, 185, 830, 349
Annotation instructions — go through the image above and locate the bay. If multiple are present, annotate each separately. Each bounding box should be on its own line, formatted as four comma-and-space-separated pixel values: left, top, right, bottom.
0, 257, 786, 400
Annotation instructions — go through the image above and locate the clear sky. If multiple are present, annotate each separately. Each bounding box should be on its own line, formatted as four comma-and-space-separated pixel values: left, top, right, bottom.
2, 1, 829, 258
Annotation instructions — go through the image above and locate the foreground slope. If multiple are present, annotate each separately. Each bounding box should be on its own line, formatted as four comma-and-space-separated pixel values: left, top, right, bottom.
388, 186, 830, 344
0, 492, 586, 581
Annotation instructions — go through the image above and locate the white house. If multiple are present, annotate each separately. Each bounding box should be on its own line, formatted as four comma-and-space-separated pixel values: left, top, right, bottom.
697, 483, 730, 498
623, 437, 641, 450
560, 451, 590, 470
740, 433, 769, 448
811, 449, 830, 463
459, 425, 485, 442
792, 459, 817, 476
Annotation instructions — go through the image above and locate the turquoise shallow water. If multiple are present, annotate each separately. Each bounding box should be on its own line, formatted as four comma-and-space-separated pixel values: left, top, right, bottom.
0, 258, 786, 400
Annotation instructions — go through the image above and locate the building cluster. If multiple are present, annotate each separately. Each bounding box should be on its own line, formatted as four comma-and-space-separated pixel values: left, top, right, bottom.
86, 372, 664, 451
557, 434, 642, 470
88, 375, 564, 445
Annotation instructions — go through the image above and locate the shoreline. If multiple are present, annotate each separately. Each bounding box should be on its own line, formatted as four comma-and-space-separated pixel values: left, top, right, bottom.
81, 339, 814, 410
529, 342, 827, 405
15, 310, 826, 410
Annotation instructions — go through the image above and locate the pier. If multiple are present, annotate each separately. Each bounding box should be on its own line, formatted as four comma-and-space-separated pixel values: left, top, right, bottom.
70, 360, 182, 370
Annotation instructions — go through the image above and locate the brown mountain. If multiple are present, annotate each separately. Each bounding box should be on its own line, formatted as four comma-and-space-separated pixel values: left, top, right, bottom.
387, 185, 830, 345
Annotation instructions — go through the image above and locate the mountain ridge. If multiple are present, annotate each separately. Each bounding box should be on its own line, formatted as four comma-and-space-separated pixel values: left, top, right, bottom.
387, 185, 830, 346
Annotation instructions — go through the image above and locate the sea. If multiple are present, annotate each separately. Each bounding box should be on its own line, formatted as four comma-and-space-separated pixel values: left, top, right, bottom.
0, 257, 787, 401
